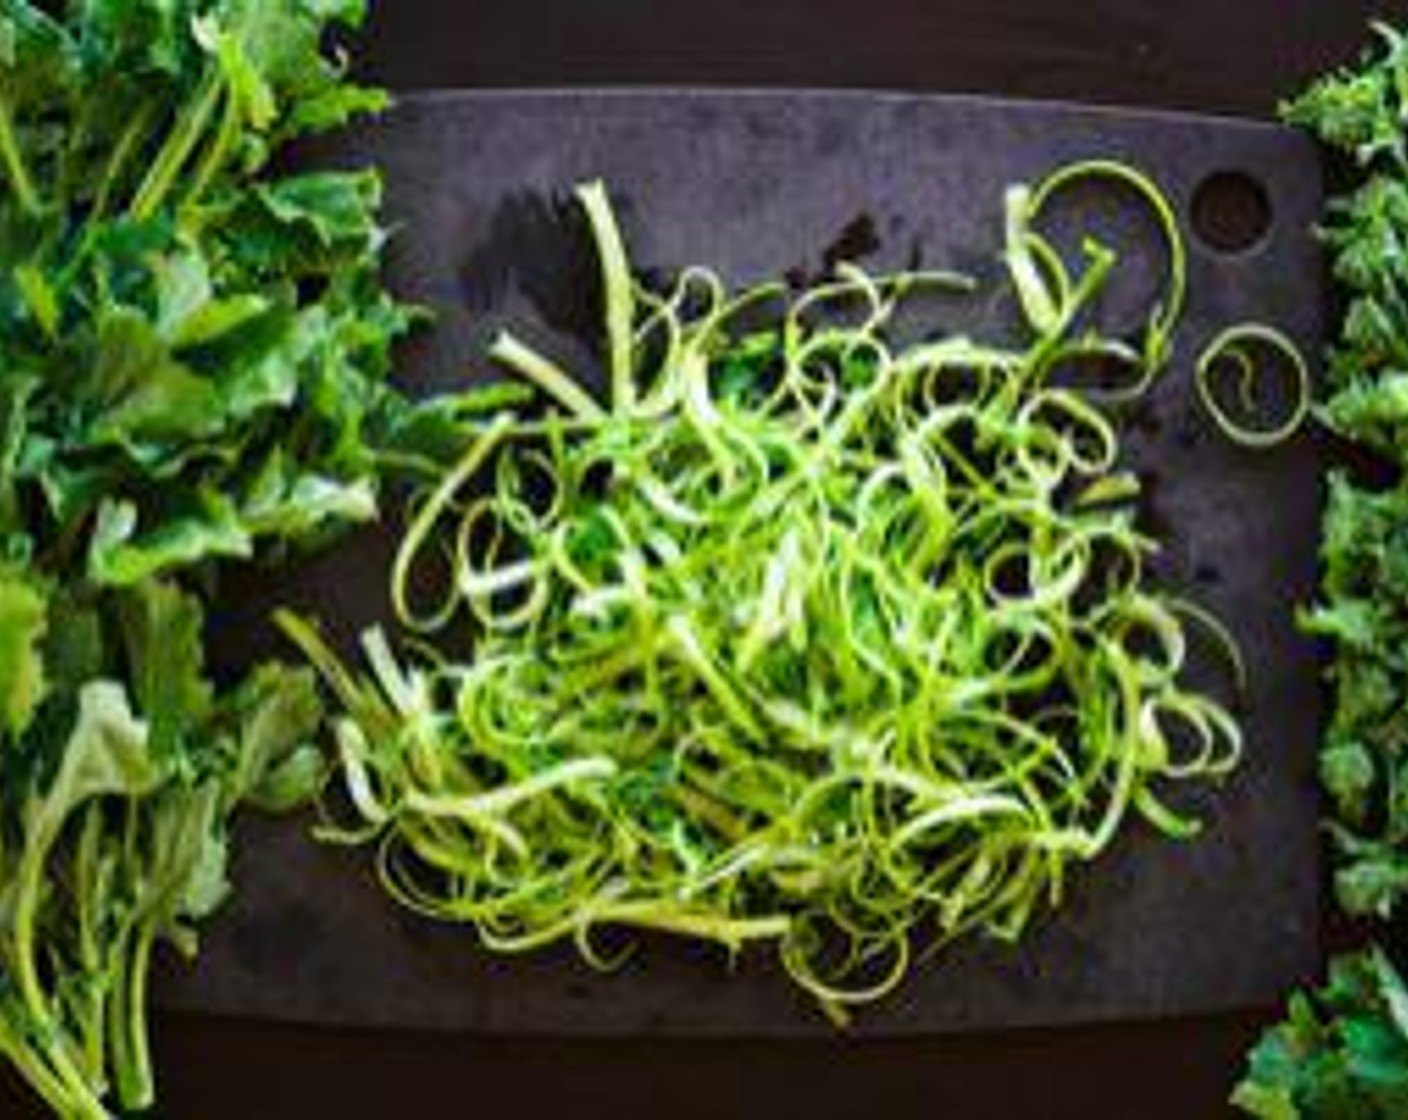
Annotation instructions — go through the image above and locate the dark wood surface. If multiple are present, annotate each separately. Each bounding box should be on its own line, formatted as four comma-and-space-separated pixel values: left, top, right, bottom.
1, 1, 1398, 1116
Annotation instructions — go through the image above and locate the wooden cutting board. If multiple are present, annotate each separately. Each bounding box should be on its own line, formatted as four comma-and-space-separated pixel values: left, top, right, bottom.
162, 90, 1324, 1036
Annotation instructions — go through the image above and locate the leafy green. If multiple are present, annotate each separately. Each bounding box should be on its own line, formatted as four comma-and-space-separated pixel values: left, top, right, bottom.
1282, 23, 1408, 923
0, 0, 414, 1115
0, 562, 46, 736
1235, 950, 1408, 1119
1283, 24, 1408, 167
1233, 23, 1408, 1120
87, 493, 253, 587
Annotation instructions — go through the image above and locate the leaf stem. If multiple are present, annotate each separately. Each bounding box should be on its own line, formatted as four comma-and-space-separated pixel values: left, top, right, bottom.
0, 92, 40, 215
0, 1022, 78, 1117
129, 67, 223, 221
109, 923, 156, 1112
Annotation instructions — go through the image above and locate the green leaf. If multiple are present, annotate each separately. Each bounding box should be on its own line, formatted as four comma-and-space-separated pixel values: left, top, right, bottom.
74, 0, 197, 80
1321, 740, 1377, 824
246, 743, 323, 813
89, 362, 223, 448
87, 306, 224, 448
175, 811, 231, 921
115, 580, 212, 757
145, 782, 231, 929
224, 663, 323, 812
222, 0, 371, 103
1322, 375, 1408, 458
0, 375, 34, 535
90, 305, 170, 403
1235, 950, 1408, 1119
282, 83, 389, 137
208, 14, 275, 134
1302, 598, 1386, 651
171, 293, 270, 350
253, 170, 383, 250
88, 493, 252, 587
38, 587, 104, 697
1336, 858, 1408, 919
13, 263, 57, 338
148, 243, 278, 350
31, 680, 161, 843
0, 564, 47, 737
0, 1, 73, 107
374, 393, 488, 471
153, 247, 213, 339
1229, 1082, 1299, 1120
214, 303, 322, 420
243, 449, 377, 539
1282, 23, 1408, 165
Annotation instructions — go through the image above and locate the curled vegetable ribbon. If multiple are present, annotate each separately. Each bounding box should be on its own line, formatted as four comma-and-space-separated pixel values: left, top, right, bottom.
1196, 324, 1311, 448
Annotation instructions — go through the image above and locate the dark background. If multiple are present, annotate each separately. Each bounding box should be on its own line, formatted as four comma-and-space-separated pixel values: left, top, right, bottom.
2, 1, 1400, 1117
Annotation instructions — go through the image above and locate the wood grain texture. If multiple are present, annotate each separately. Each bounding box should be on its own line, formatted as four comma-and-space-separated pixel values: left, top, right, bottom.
2, 0, 1400, 1116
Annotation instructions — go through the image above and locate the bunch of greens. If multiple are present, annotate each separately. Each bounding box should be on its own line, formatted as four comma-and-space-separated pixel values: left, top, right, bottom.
0, 1, 412, 1115
1235, 950, 1408, 1119
1235, 22, 1408, 1120
286, 164, 1245, 1023
1284, 22, 1408, 922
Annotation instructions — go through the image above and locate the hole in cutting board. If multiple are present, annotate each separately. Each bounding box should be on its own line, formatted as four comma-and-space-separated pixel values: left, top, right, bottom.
1190, 171, 1273, 254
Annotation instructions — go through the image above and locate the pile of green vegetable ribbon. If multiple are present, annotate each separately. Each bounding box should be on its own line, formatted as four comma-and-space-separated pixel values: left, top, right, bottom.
0, 2, 416, 1115
286, 162, 1247, 1021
